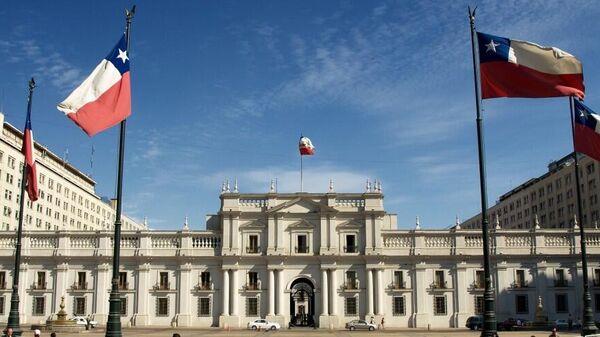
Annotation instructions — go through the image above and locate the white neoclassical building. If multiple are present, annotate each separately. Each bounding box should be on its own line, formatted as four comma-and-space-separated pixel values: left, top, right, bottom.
0, 188, 599, 329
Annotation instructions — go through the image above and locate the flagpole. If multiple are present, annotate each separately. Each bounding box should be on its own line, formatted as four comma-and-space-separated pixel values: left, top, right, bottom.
4, 78, 35, 337
568, 96, 597, 336
105, 6, 135, 337
468, 8, 497, 337
300, 154, 303, 192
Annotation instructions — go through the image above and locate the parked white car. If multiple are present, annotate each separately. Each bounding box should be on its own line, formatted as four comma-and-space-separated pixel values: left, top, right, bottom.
70, 316, 98, 328
247, 319, 281, 330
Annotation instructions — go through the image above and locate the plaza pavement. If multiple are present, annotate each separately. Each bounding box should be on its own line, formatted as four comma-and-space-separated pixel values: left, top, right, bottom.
28, 328, 581, 337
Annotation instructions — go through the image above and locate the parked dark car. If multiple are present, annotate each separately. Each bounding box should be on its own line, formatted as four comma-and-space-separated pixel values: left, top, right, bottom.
345, 320, 377, 331
466, 316, 483, 330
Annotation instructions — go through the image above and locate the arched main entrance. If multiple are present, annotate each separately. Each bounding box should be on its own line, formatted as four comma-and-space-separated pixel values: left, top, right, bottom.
289, 278, 315, 327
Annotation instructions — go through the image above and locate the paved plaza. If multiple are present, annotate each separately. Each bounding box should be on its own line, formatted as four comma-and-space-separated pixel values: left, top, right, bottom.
28, 328, 580, 337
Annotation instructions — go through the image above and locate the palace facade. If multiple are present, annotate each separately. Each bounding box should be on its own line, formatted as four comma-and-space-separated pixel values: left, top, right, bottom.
0, 189, 599, 328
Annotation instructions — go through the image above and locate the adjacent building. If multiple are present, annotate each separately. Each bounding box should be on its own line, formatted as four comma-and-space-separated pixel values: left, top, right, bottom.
0, 112, 145, 232
462, 152, 600, 230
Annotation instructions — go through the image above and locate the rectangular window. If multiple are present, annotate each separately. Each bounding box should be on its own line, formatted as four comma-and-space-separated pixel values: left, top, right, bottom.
555, 269, 567, 287
75, 297, 86, 316
434, 270, 446, 288
157, 297, 169, 316
434, 296, 447, 315
515, 270, 526, 288
0, 272, 5, 289
393, 271, 405, 289
595, 269, 600, 286
345, 271, 357, 290
474, 296, 484, 315
393, 296, 405, 316
555, 294, 568, 313
36, 271, 46, 290
595, 294, 600, 312
475, 270, 484, 289
33, 296, 45, 316
516, 295, 529, 314
198, 297, 211, 316
248, 272, 259, 290
120, 297, 127, 316
0, 296, 4, 315
296, 234, 308, 253
159, 272, 169, 290
200, 271, 211, 290
246, 297, 259, 316
247, 235, 259, 253
345, 297, 357, 316
119, 272, 128, 290
77, 271, 86, 289
345, 235, 357, 253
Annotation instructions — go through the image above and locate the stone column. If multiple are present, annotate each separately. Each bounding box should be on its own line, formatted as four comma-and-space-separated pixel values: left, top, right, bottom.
18, 263, 29, 323
268, 269, 275, 316
376, 269, 384, 315
94, 263, 111, 324
54, 263, 69, 314
453, 263, 469, 328
222, 270, 229, 316
330, 269, 338, 316
321, 269, 329, 315
277, 270, 285, 316
366, 269, 374, 316
133, 263, 150, 326
276, 216, 285, 253
231, 269, 239, 316
176, 263, 192, 327
413, 263, 430, 328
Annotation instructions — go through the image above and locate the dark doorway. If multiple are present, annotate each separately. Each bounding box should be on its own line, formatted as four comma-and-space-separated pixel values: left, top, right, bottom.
289, 278, 315, 327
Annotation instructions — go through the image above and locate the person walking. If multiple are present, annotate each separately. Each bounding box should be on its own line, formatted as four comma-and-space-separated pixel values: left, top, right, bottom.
568, 314, 573, 330
380, 317, 385, 330
5, 328, 13, 337
549, 328, 559, 337
33, 329, 41, 337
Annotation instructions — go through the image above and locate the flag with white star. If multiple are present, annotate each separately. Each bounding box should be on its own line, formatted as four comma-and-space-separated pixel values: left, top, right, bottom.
574, 100, 600, 162
57, 34, 131, 136
476, 32, 584, 99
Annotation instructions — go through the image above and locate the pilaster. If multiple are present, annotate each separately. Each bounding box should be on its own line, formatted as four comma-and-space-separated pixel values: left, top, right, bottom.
53, 263, 69, 315
453, 262, 469, 328
413, 262, 430, 328
93, 263, 111, 324
132, 263, 150, 326
176, 263, 192, 327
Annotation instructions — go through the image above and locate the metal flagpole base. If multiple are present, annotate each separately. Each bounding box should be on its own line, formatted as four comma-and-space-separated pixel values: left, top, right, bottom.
105, 288, 122, 337
4, 288, 22, 337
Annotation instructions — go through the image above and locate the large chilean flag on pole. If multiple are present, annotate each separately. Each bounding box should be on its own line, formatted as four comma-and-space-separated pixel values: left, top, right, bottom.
573, 100, 600, 162
477, 32, 584, 99
57, 34, 131, 136
22, 108, 38, 201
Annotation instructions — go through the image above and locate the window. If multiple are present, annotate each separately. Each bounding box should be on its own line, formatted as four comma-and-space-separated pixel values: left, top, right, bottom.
472, 270, 483, 288
247, 272, 259, 290
595, 269, 600, 286
555, 269, 567, 287
159, 272, 169, 290
345, 297, 357, 316
246, 297, 259, 316
200, 271, 211, 290
434, 270, 446, 288
345, 234, 357, 253
345, 271, 357, 290
36, 271, 46, 290
296, 234, 308, 253
393, 296, 405, 316
33, 296, 45, 315
156, 297, 169, 316
198, 297, 211, 316
434, 296, 447, 315
247, 235, 259, 254
474, 296, 484, 315
74, 297, 86, 316
0, 271, 6, 289
393, 271, 405, 289
555, 294, 568, 313
516, 295, 529, 314
120, 297, 127, 316
515, 270, 526, 288
595, 294, 600, 312
118, 272, 128, 290
0, 296, 4, 315
7, 156, 15, 169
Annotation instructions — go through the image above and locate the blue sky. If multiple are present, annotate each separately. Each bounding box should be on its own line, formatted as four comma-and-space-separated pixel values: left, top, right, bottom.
2, 1, 600, 230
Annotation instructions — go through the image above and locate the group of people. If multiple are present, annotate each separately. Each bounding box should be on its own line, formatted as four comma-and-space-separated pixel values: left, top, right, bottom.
5, 328, 56, 337
369, 316, 385, 329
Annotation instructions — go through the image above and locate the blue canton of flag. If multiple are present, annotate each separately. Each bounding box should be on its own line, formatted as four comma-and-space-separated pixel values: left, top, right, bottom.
573, 100, 600, 162
476, 32, 511, 63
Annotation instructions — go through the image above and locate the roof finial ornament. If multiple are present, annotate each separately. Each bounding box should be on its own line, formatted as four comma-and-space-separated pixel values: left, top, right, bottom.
366, 179, 371, 192
377, 180, 382, 193
595, 220, 598, 229
534, 213, 541, 229
329, 178, 334, 193
455, 215, 461, 230
221, 180, 226, 194
270, 179, 276, 193
143, 216, 148, 228
183, 216, 189, 231
233, 178, 238, 193
225, 179, 231, 193
415, 216, 421, 230
573, 214, 579, 229
495, 213, 501, 230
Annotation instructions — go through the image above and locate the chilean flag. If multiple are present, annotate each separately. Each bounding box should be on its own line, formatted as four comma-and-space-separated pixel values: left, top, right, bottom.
57, 34, 131, 136
299, 136, 315, 155
574, 100, 600, 162
477, 32, 584, 99
22, 108, 38, 202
